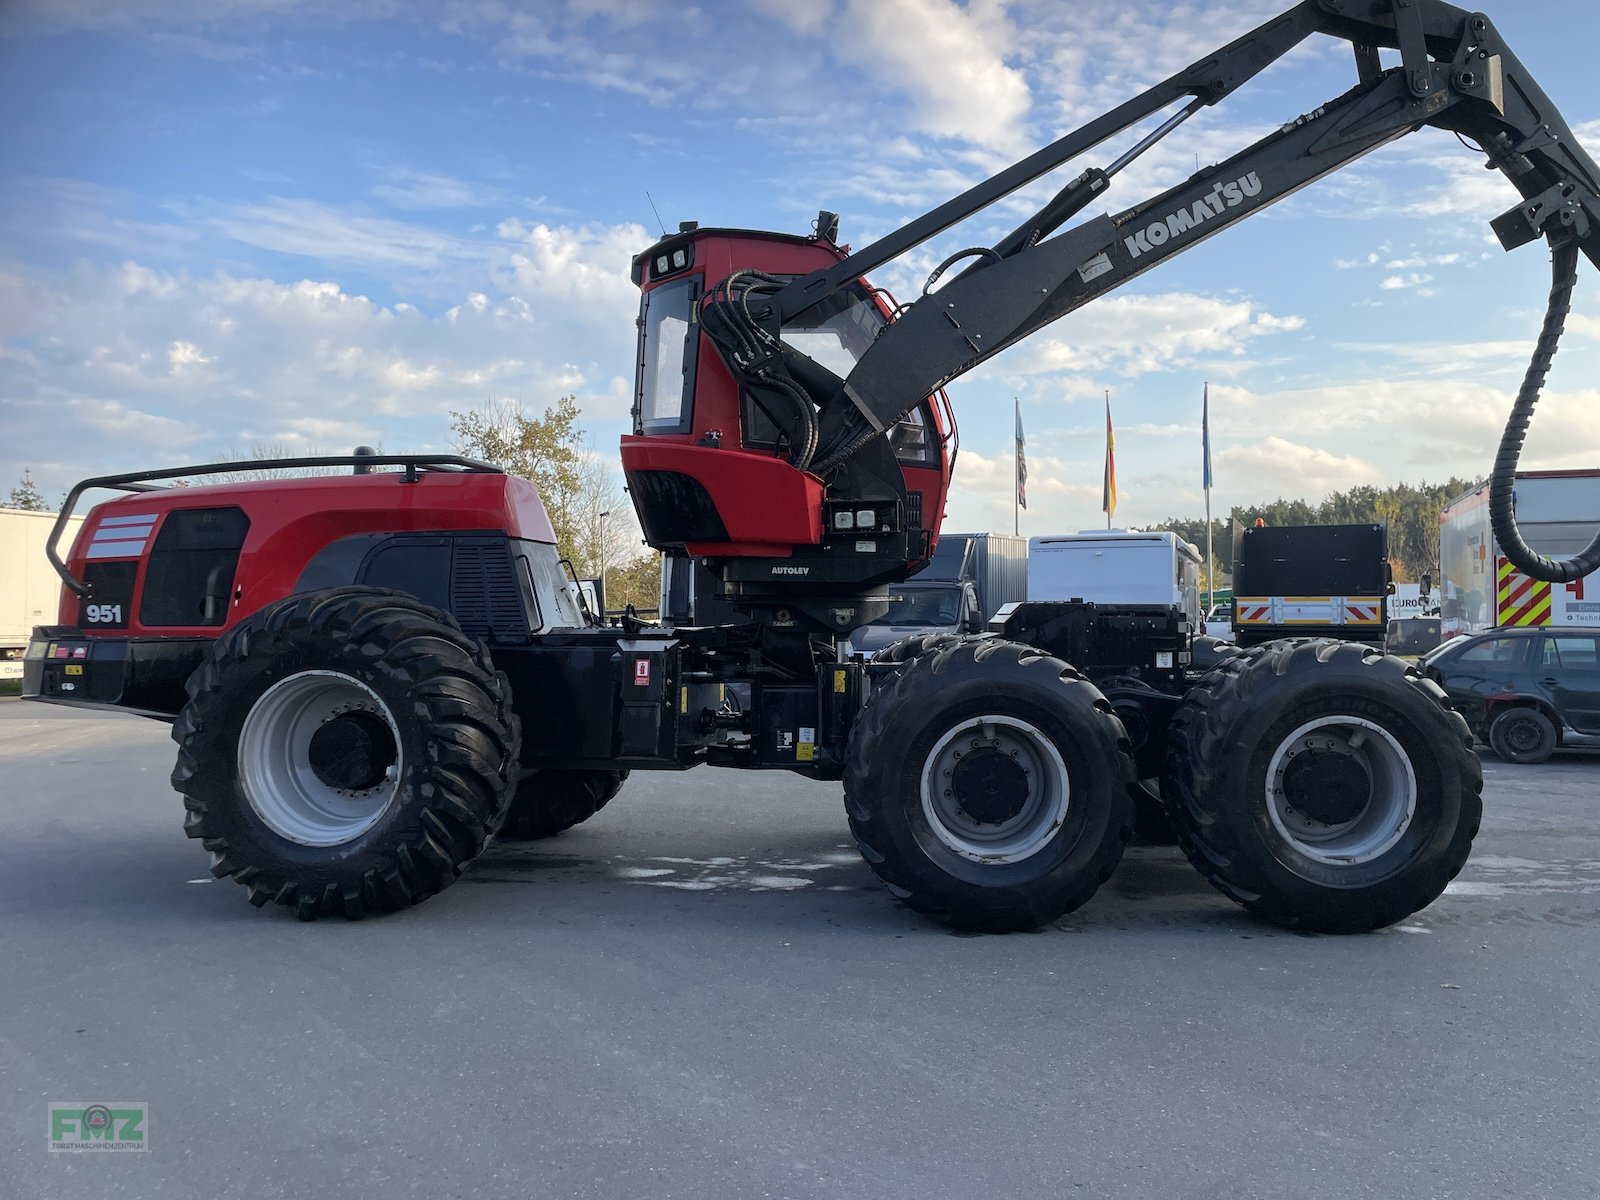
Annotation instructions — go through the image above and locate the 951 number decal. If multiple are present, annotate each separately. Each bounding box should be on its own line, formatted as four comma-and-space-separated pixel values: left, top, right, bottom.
84, 603, 125, 625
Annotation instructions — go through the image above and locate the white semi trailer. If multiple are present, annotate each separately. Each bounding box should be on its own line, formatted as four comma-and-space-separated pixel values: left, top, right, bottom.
1438, 470, 1600, 637
2, 506, 85, 680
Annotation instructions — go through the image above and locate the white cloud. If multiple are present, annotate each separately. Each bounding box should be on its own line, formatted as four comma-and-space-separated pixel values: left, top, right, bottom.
0, 223, 646, 498
1379, 272, 1432, 290
831, 0, 1030, 152
210, 198, 479, 271
0, 0, 313, 35
167, 340, 211, 372
370, 167, 502, 210
1000, 290, 1305, 380
1218, 435, 1379, 496
945, 447, 1097, 534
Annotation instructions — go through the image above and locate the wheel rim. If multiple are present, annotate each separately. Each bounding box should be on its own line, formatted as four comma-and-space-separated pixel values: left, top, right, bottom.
1500, 714, 1547, 756
238, 670, 403, 847
920, 715, 1070, 864
1265, 716, 1416, 865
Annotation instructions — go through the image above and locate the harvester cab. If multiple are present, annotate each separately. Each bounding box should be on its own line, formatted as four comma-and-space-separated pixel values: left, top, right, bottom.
620, 222, 957, 637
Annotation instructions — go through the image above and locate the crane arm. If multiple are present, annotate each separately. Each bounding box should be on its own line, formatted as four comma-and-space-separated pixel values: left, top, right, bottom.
700, 0, 1600, 583
787, 0, 1599, 459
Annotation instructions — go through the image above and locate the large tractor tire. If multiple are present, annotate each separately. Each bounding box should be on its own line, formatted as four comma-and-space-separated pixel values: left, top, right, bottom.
1165, 638, 1481, 934
1132, 779, 1177, 845
499, 769, 628, 840
1190, 635, 1241, 671
845, 639, 1136, 932
173, 587, 520, 920
871, 632, 968, 664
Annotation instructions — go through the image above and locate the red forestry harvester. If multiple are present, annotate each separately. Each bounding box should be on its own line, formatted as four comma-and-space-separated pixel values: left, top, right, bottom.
25, 0, 1600, 931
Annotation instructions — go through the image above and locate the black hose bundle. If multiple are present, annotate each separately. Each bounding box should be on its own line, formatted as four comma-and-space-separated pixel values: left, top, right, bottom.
699, 271, 819, 470
1489, 235, 1600, 583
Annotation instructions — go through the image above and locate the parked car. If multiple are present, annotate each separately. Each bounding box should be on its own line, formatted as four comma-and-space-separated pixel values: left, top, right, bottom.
1387, 616, 1443, 656
1421, 626, 1600, 763
1203, 602, 1233, 641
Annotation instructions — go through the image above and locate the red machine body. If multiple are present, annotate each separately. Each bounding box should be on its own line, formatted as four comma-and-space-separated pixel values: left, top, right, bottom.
619, 228, 955, 568
58, 472, 554, 639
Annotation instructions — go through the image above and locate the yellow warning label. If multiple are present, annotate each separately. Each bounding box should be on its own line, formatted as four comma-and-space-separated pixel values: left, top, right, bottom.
680, 686, 688, 714
65, 664, 83, 676
833, 670, 847, 693
1496, 557, 1552, 626
796, 743, 815, 762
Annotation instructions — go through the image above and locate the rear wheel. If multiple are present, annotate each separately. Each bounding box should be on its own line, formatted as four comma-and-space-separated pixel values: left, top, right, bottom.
1132, 779, 1177, 844
1488, 707, 1557, 765
1165, 638, 1481, 933
500, 769, 628, 840
846, 639, 1135, 931
871, 632, 968, 664
173, 587, 520, 919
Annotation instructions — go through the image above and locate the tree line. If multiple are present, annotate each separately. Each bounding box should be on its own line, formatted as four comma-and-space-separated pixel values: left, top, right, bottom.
1148, 477, 1484, 585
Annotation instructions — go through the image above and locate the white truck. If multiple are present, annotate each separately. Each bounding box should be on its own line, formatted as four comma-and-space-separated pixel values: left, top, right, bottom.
2, 506, 85, 680
1028, 530, 1203, 626
1439, 470, 1600, 638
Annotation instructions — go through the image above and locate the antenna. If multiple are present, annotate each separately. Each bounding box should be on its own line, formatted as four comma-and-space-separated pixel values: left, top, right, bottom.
645, 191, 666, 237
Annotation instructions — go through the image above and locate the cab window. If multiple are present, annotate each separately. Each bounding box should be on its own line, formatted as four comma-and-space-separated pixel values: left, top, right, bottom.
636, 277, 698, 434
745, 285, 936, 465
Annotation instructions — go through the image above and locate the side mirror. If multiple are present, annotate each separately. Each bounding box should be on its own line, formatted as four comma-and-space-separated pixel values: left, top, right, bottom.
964, 613, 983, 635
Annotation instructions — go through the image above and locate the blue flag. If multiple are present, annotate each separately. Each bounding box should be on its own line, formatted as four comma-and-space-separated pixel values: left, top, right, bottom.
1202, 383, 1213, 491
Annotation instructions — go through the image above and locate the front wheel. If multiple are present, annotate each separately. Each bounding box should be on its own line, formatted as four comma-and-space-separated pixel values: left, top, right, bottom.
173, 588, 520, 919
1165, 639, 1481, 933
845, 639, 1135, 932
1488, 707, 1557, 764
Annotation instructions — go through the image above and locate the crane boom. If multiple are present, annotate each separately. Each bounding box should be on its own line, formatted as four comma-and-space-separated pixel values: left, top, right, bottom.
625, 0, 1600, 625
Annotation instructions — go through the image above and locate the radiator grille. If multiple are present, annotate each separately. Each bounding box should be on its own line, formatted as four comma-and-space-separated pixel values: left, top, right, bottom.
451, 539, 530, 643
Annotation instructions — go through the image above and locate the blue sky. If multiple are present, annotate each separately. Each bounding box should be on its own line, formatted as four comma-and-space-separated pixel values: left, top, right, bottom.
2, 0, 1598, 543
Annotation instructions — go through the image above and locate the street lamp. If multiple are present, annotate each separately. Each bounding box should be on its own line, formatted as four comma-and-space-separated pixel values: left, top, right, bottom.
598, 511, 611, 619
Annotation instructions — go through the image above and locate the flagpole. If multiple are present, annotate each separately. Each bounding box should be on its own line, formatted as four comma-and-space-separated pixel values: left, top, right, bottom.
1014, 396, 1019, 537
1104, 390, 1112, 530
1204, 382, 1214, 613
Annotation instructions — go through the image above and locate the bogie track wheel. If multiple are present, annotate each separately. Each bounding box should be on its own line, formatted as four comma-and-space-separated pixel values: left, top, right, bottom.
1165, 638, 1481, 933
845, 639, 1136, 931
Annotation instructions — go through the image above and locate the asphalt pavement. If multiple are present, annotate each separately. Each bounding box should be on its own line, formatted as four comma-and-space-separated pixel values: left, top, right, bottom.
2, 697, 1598, 1200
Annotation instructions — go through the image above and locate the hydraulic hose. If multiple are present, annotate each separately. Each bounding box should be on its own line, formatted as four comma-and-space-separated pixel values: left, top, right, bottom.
700, 272, 819, 469
1489, 236, 1600, 583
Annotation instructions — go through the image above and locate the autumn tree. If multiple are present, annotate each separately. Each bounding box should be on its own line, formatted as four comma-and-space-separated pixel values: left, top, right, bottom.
450, 395, 661, 615
1150, 476, 1480, 583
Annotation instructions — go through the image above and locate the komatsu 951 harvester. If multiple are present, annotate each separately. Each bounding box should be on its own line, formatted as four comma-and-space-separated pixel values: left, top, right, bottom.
25, 0, 1600, 932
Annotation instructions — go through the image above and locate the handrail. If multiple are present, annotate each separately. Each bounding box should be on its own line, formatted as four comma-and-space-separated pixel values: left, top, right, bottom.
46, 453, 502, 597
